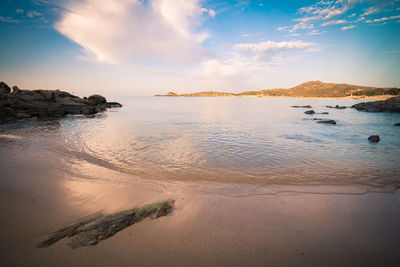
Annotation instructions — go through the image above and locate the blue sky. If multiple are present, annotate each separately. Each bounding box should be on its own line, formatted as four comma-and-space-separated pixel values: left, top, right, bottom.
0, 0, 399, 96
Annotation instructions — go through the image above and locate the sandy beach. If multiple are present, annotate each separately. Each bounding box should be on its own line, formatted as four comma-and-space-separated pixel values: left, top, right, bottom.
1, 130, 399, 267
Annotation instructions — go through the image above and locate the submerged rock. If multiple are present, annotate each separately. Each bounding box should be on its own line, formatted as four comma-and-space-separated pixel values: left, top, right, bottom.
395, 123, 400, 126
326, 105, 346, 109
352, 97, 400, 112
291, 105, 312, 108
304, 110, 315, 114
316, 119, 336, 125
105, 102, 123, 108
38, 200, 174, 249
0, 82, 122, 123
368, 135, 380, 142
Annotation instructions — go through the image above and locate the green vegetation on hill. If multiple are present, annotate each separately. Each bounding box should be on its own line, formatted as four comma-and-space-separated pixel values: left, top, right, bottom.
157, 81, 400, 98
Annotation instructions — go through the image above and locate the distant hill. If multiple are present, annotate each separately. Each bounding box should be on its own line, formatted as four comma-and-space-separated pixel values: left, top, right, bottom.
157, 81, 400, 98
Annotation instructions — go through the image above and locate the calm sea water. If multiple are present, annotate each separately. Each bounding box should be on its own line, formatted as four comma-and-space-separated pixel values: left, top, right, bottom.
1, 96, 400, 194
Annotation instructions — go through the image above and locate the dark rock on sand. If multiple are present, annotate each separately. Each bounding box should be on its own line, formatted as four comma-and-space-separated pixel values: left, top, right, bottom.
368, 135, 380, 142
0, 82, 122, 123
38, 200, 174, 249
304, 110, 315, 114
352, 97, 400, 112
291, 105, 312, 108
326, 105, 346, 109
317, 112, 329, 114
0, 82, 11, 93
316, 119, 336, 125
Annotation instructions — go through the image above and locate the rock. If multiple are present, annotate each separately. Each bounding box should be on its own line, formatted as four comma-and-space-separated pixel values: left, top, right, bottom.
316, 119, 336, 124
395, 123, 400, 126
37, 90, 56, 101
12, 86, 21, 93
368, 135, 380, 142
313, 118, 322, 120
38, 200, 175, 249
82, 107, 97, 116
304, 110, 315, 114
291, 105, 312, 108
166, 92, 178, 96
352, 97, 400, 112
0, 82, 11, 93
105, 102, 122, 108
88, 94, 107, 106
317, 112, 329, 114
326, 105, 346, 109
0, 83, 121, 123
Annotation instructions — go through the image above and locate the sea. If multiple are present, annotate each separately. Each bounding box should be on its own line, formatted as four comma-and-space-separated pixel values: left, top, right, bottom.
1, 96, 399, 195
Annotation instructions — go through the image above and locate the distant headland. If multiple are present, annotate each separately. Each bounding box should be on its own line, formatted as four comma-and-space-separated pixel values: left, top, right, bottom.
155, 81, 400, 98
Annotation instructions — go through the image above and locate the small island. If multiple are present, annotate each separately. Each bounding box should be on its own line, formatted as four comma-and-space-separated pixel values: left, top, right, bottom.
156, 81, 400, 98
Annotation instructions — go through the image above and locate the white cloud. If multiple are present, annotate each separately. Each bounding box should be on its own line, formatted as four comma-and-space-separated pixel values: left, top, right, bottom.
321, 19, 348, 26
0, 16, 18, 23
56, 0, 214, 64
233, 40, 316, 61
362, 6, 379, 16
27, 10, 43, 18
16, 9, 24, 14
371, 14, 400, 22
289, 21, 314, 32
308, 29, 324, 35
241, 32, 262, 37
341, 25, 356, 30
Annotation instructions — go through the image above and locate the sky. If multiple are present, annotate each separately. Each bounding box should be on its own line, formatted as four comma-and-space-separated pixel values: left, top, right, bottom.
0, 0, 399, 96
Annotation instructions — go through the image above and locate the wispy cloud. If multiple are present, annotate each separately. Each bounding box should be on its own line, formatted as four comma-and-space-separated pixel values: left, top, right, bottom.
241, 32, 262, 37
369, 14, 400, 22
0, 16, 19, 23
341, 25, 357, 30
16, 9, 25, 14
27, 10, 43, 18
321, 19, 348, 26
56, 0, 215, 64
233, 40, 316, 61
282, 0, 400, 34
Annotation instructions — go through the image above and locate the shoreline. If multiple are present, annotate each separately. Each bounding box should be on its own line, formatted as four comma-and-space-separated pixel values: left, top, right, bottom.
1, 151, 399, 266
157, 94, 394, 101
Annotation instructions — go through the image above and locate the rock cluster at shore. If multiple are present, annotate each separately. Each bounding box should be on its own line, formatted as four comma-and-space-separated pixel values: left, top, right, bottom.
0, 82, 122, 123
352, 96, 400, 112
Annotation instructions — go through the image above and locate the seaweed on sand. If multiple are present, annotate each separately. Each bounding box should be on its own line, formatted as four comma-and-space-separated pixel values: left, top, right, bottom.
38, 200, 174, 249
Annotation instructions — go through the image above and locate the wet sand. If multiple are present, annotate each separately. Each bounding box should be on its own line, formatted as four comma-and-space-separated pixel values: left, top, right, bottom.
0, 139, 399, 266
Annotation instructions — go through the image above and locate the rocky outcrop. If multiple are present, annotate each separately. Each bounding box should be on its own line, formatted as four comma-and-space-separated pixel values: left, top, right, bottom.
326, 105, 346, 109
352, 97, 400, 112
368, 135, 380, 142
395, 123, 400, 126
304, 110, 315, 114
88, 94, 106, 106
0, 82, 11, 93
0, 82, 122, 123
291, 105, 312, 108
316, 119, 336, 125
38, 200, 174, 249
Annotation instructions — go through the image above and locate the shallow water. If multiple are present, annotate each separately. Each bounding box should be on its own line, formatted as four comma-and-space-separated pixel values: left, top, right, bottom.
1, 96, 399, 194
